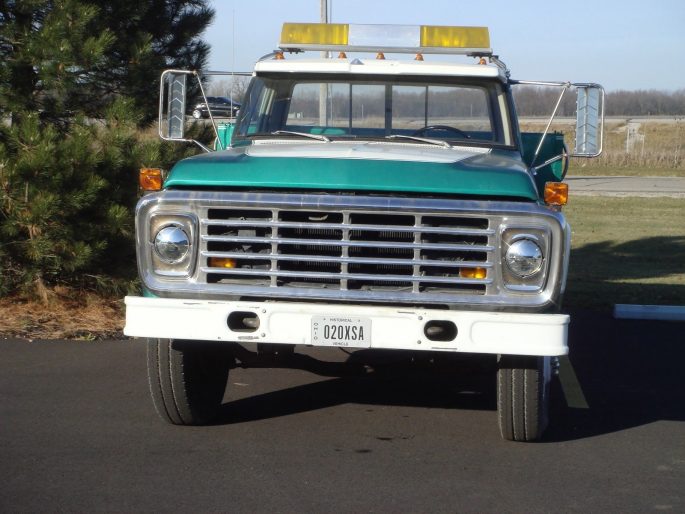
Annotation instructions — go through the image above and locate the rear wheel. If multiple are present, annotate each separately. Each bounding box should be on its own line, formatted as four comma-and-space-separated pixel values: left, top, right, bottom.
497, 355, 551, 441
146, 338, 231, 425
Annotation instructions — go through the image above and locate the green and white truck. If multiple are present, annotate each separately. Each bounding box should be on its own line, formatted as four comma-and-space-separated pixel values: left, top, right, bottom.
125, 23, 604, 441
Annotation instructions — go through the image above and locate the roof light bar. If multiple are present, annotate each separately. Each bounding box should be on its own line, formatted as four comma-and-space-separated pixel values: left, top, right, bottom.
279, 23, 492, 55
281, 23, 349, 46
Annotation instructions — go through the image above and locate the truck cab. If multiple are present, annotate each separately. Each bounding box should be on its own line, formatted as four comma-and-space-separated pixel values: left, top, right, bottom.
125, 23, 604, 441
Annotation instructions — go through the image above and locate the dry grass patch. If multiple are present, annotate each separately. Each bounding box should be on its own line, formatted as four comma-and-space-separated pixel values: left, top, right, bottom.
520, 118, 685, 176
0, 292, 125, 341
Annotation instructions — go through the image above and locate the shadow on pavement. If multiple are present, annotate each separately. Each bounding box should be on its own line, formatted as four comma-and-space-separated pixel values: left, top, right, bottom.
216, 310, 685, 442
545, 310, 685, 442
567, 236, 685, 307
216, 352, 497, 425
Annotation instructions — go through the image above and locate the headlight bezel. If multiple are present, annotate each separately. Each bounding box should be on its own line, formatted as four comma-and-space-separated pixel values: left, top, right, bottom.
500, 227, 551, 293
148, 213, 197, 278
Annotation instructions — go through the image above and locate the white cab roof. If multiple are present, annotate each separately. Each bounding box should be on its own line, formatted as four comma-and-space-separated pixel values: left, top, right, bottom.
254, 58, 507, 81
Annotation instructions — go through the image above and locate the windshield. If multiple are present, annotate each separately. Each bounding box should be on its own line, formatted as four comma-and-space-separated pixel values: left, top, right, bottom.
235, 74, 512, 146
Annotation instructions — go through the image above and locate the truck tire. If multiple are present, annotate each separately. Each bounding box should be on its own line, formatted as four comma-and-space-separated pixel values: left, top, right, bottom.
146, 338, 231, 425
497, 355, 551, 442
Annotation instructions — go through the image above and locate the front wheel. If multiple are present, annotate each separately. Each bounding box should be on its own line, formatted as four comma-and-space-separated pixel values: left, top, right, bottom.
146, 338, 231, 425
497, 355, 551, 441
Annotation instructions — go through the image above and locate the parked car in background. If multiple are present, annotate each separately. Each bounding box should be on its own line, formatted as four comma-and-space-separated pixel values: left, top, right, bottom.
191, 96, 240, 119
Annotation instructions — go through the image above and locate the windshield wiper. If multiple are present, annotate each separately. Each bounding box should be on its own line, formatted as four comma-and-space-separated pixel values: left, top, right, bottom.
271, 130, 330, 142
386, 134, 451, 148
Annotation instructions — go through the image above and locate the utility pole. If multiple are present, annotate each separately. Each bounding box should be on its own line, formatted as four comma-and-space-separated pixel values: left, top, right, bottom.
320, 0, 328, 24
319, 0, 328, 127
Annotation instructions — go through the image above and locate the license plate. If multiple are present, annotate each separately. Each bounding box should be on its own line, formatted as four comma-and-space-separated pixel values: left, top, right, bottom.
311, 316, 372, 348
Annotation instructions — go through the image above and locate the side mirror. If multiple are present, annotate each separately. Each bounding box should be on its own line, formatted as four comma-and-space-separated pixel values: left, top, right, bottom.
159, 70, 190, 140
157, 68, 251, 152
573, 85, 604, 157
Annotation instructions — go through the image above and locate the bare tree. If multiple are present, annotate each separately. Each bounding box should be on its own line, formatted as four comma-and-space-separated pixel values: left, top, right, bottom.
513, 86, 685, 117
207, 77, 249, 102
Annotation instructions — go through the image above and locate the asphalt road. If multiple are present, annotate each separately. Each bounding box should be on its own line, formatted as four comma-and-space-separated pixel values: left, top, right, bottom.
1, 311, 684, 513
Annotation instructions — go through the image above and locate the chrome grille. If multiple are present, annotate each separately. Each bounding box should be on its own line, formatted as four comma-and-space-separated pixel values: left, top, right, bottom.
200, 208, 494, 296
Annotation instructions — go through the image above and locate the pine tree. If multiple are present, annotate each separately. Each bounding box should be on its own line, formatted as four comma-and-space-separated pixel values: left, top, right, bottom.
0, 0, 213, 299
84, 0, 214, 122
0, 0, 214, 123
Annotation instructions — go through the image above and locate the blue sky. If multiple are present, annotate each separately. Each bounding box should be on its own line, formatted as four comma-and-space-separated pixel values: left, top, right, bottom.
204, 0, 685, 91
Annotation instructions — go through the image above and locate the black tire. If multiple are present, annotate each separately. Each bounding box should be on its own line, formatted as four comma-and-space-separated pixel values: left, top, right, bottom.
146, 338, 231, 425
497, 355, 551, 442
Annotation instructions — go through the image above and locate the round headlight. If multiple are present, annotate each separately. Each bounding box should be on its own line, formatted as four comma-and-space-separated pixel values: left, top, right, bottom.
154, 225, 190, 263
505, 239, 543, 277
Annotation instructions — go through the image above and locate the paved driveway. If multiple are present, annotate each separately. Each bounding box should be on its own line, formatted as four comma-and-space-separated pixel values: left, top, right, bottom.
566, 176, 685, 197
1, 311, 683, 512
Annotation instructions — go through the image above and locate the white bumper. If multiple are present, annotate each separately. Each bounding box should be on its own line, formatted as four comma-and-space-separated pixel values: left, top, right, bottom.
124, 296, 569, 356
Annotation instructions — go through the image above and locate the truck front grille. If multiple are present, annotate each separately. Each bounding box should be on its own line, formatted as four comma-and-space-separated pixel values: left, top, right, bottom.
200, 207, 495, 296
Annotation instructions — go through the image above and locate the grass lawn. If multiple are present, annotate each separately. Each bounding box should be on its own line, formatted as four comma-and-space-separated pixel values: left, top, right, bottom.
563, 196, 685, 311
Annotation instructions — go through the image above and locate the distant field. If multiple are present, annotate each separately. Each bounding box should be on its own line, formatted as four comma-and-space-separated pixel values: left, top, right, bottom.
520, 116, 685, 177
563, 196, 685, 311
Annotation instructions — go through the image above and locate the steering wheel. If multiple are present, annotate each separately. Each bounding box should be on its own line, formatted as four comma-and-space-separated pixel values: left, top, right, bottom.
412, 125, 470, 139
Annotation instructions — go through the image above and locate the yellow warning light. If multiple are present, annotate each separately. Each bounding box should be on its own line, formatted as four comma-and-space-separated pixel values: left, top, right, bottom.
280, 23, 348, 46
139, 168, 163, 191
544, 182, 569, 206
420, 25, 490, 49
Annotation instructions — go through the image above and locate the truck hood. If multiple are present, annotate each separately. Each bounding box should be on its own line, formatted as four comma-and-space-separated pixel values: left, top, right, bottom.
164, 141, 539, 200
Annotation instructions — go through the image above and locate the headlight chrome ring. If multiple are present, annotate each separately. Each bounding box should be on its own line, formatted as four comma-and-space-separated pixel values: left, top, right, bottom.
154, 225, 190, 263
505, 238, 543, 277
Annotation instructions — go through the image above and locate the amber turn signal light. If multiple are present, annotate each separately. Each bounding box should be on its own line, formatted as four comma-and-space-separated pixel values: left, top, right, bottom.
208, 257, 237, 269
544, 182, 569, 206
460, 267, 487, 279
139, 168, 163, 191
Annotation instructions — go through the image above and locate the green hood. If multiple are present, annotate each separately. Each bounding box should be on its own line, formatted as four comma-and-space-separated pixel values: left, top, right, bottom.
164, 142, 539, 201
